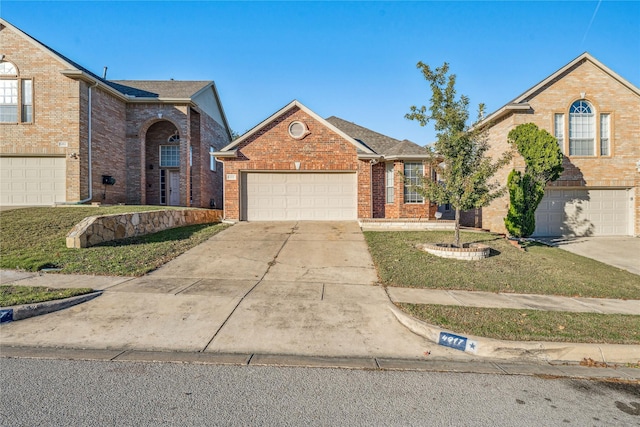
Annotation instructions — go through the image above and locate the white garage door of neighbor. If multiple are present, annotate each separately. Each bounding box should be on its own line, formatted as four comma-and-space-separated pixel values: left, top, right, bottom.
533, 188, 630, 237
0, 157, 66, 205
243, 172, 357, 221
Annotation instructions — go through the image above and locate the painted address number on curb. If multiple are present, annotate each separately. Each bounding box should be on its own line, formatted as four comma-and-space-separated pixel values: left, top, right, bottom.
0, 309, 14, 323
438, 332, 478, 353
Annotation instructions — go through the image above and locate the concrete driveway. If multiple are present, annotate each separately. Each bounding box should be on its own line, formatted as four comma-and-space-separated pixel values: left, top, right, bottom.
542, 236, 640, 276
0, 222, 465, 359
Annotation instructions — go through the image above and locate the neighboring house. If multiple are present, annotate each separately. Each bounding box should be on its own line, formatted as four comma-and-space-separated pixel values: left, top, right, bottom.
0, 18, 231, 208
479, 53, 640, 237
213, 100, 435, 221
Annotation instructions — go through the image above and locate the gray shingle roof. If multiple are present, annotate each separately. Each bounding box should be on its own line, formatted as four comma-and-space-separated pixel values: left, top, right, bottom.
326, 116, 426, 157
109, 80, 212, 99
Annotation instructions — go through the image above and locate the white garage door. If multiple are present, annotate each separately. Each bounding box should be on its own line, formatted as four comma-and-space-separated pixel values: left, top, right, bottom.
243, 172, 357, 221
532, 188, 630, 237
0, 157, 66, 205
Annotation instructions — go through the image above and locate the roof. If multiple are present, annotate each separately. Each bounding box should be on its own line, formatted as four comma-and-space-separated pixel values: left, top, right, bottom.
479, 52, 640, 127
109, 80, 213, 99
1, 18, 231, 137
326, 116, 427, 157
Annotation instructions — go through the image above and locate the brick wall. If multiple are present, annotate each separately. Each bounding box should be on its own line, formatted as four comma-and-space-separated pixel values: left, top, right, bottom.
220, 106, 361, 220
483, 59, 640, 235
90, 86, 127, 204
0, 23, 81, 202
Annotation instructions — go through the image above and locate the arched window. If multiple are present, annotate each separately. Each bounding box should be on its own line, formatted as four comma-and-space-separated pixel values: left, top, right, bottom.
0, 60, 32, 123
569, 100, 594, 156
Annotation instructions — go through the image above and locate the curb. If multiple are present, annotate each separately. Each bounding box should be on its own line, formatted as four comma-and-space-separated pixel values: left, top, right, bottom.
2, 346, 638, 381
388, 303, 640, 364
0, 291, 103, 323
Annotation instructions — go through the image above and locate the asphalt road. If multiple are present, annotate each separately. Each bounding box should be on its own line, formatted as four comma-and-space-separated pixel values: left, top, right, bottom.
1, 358, 638, 426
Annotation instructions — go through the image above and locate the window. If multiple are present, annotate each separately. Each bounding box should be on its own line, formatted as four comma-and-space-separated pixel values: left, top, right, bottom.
0, 60, 32, 124
403, 162, 424, 203
569, 100, 595, 156
209, 146, 216, 171
21, 80, 32, 122
600, 114, 610, 156
168, 131, 180, 143
0, 79, 18, 122
160, 145, 180, 167
385, 162, 394, 203
554, 113, 564, 154
160, 170, 167, 205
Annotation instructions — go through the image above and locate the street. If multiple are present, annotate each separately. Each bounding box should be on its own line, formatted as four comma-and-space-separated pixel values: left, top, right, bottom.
1, 358, 638, 426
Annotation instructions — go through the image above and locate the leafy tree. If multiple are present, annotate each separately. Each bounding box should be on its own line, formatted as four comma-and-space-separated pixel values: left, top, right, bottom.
504, 123, 564, 238
406, 62, 512, 247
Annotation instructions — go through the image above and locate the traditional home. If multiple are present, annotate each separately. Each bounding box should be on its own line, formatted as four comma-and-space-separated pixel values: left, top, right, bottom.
0, 18, 231, 208
213, 100, 436, 221
479, 53, 639, 237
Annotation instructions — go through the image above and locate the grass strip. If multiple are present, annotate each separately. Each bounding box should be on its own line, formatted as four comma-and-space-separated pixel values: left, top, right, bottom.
365, 231, 640, 299
0, 285, 93, 307
1, 207, 228, 276
398, 303, 640, 345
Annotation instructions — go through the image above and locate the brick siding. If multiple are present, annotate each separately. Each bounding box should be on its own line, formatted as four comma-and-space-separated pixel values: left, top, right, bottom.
482, 59, 640, 235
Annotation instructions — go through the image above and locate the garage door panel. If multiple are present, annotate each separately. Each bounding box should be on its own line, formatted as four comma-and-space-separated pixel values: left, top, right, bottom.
0, 157, 66, 206
244, 172, 357, 221
533, 189, 630, 237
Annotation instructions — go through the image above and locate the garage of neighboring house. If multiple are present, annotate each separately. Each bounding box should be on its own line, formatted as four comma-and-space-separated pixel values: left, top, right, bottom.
0, 156, 66, 205
532, 188, 631, 237
241, 172, 357, 221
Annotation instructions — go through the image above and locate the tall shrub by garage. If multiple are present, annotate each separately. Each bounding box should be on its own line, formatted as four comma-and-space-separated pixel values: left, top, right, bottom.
504, 123, 564, 238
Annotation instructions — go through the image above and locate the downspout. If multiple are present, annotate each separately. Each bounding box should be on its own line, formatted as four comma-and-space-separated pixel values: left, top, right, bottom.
77, 82, 98, 203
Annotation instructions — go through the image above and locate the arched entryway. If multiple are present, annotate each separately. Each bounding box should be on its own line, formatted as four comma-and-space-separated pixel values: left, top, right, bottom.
145, 120, 183, 206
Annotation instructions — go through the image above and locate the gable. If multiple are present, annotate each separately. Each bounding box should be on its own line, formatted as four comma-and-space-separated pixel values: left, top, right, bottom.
231, 106, 360, 166
480, 53, 640, 127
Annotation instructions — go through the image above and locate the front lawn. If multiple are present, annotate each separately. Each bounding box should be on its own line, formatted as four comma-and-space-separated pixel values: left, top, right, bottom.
398, 303, 640, 344
0, 206, 227, 276
365, 231, 640, 299
0, 285, 94, 307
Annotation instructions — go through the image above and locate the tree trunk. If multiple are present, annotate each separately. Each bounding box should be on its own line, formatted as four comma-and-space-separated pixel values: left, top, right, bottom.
454, 208, 461, 247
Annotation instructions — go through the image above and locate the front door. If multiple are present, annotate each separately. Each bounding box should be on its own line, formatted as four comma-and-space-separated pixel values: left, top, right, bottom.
168, 170, 180, 206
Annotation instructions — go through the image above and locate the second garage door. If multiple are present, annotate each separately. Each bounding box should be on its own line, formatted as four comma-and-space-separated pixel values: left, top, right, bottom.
242, 172, 357, 221
532, 188, 631, 237
0, 156, 66, 206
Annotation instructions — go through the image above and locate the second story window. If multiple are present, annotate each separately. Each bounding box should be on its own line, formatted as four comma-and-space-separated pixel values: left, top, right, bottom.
569, 100, 594, 156
0, 60, 32, 124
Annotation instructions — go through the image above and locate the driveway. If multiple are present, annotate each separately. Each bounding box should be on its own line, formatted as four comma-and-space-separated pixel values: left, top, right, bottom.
0, 222, 467, 360
542, 236, 640, 276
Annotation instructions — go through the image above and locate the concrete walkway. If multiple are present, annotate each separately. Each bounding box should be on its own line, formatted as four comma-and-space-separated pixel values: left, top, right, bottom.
388, 288, 640, 315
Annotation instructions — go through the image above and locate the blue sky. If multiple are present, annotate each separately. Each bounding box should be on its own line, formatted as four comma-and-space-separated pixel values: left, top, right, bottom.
2, 1, 638, 145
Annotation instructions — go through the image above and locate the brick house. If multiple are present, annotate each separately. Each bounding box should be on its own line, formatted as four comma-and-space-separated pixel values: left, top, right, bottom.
213, 100, 436, 221
479, 53, 639, 237
0, 18, 231, 208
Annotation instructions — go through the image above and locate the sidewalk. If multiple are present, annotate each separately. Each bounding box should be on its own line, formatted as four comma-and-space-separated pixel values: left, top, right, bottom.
387, 287, 640, 315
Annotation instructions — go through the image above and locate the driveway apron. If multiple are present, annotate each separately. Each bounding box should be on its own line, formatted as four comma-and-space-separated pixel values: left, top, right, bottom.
1, 222, 455, 359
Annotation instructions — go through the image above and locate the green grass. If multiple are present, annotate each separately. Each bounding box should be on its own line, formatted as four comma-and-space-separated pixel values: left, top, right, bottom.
398, 303, 640, 344
365, 231, 640, 299
0, 285, 94, 307
0, 206, 228, 276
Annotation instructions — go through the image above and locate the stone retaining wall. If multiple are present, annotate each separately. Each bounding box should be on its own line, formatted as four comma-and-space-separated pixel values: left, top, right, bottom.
66, 209, 223, 248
